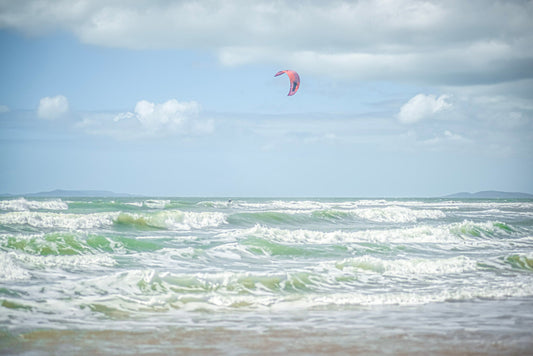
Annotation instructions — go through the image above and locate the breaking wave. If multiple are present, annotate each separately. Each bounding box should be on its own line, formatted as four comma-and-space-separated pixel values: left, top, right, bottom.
220, 220, 516, 246
349, 206, 446, 223
0, 198, 68, 212
115, 211, 227, 230
227, 206, 446, 226
0, 211, 117, 230
0, 210, 227, 231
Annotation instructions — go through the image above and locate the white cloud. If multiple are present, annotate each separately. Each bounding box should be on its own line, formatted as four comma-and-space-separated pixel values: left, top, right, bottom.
1, 0, 532, 85
0, 105, 9, 113
121, 99, 200, 133
138, 99, 198, 130
37, 95, 69, 119
398, 94, 451, 124
80, 98, 212, 139
421, 130, 470, 146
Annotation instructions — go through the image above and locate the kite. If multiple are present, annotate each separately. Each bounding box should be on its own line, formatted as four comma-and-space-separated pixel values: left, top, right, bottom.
274, 70, 300, 96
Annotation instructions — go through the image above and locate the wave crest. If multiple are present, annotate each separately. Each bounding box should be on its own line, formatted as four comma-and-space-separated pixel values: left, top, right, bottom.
350, 206, 446, 223
0, 211, 117, 229
115, 211, 227, 230
335, 255, 477, 276
0, 198, 68, 212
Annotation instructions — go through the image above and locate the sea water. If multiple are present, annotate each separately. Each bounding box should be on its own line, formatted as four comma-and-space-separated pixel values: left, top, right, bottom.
1, 197, 532, 354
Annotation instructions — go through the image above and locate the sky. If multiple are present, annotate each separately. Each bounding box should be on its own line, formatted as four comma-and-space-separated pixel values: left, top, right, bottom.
0, 0, 532, 197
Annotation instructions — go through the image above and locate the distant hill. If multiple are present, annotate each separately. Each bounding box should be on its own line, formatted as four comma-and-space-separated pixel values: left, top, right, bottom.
444, 191, 533, 199
23, 189, 137, 198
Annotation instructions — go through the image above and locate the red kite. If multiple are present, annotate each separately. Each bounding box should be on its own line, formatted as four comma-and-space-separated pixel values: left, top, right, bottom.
274, 70, 300, 96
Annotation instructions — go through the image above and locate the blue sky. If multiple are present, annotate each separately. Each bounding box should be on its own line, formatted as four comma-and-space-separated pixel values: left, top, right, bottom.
1, 0, 532, 197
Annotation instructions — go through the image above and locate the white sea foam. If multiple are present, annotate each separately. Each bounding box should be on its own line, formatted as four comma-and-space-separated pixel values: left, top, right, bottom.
223, 219, 519, 247
0, 210, 226, 231
294, 282, 533, 308
117, 210, 227, 230
0, 211, 118, 229
143, 200, 171, 209
224, 224, 461, 245
237, 200, 326, 211
0, 252, 31, 280
63, 264, 533, 312
233, 200, 533, 221
228, 200, 447, 222
179, 211, 226, 229
12, 252, 116, 270
350, 206, 446, 223
123, 200, 170, 209
334, 255, 477, 276
196, 200, 233, 209
199, 199, 533, 223
230, 199, 461, 212
0, 198, 68, 211
235, 200, 388, 213
207, 243, 247, 260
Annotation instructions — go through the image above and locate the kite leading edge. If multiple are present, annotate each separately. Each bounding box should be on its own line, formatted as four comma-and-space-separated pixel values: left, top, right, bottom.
275, 70, 300, 96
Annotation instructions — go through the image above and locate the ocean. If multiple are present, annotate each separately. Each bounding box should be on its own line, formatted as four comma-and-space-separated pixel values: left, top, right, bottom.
1, 197, 532, 355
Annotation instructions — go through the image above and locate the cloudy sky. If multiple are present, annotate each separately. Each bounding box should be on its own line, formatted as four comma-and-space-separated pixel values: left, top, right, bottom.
1, 0, 532, 197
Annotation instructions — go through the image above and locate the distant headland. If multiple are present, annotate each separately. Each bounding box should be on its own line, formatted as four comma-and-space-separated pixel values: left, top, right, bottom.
443, 191, 533, 199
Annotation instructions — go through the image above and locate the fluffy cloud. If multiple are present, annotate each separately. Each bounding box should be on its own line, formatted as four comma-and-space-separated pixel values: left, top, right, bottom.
1, 0, 532, 85
37, 95, 69, 119
398, 94, 451, 124
118, 99, 200, 132
80, 99, 213, 139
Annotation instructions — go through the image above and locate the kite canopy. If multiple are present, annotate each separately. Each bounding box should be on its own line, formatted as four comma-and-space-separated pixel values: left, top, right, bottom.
274, 70, 300, 96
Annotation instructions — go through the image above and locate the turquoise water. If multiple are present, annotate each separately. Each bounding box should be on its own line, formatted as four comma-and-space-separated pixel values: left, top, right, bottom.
1, 197, 533, 354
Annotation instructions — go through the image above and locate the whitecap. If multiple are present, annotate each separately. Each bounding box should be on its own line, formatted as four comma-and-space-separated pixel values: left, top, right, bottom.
0, 211, 118, 229
334, 255, 477, 276
221, 224, 462, 245
293, 280, 533, 308
0, 198, 68, 212
0, 252, 31, 280
143, 200, 170, 209
117, 210, 227, 230
350, 206, 446, 223
11, 252, 116, 270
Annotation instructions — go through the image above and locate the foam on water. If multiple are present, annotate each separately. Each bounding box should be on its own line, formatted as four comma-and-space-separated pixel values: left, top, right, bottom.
235, 200, 327, 211
26, 254, 529, 314
335, 255, 477, 276
228, 207, 447, 226
116, 210, 226, 230
0, 210, 227, 231
11, 252, 116, 270
0, 252, 31, 280
142, 200, 171, 209
0, 211, 118, 230
349, 206, 446, 223
298, 281, 533, 308
219, 198, 533, 214
234, 219, 521, 246
0, 198, 68, 212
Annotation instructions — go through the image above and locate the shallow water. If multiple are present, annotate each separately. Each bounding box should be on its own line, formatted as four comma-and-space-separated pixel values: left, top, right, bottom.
1, 197, 532, 354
